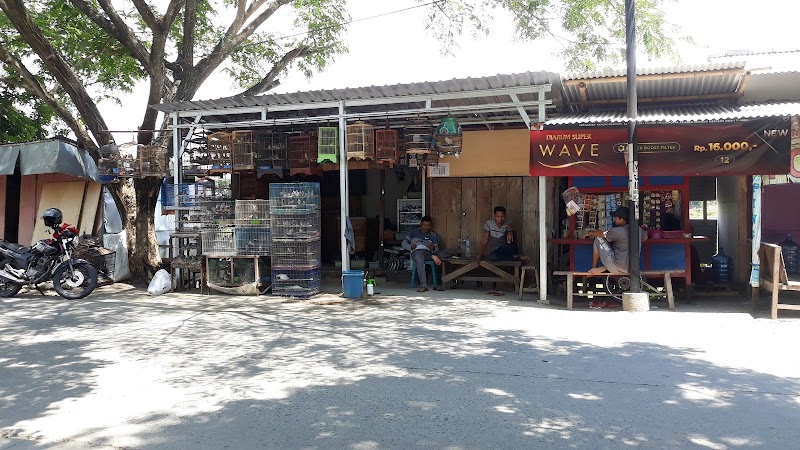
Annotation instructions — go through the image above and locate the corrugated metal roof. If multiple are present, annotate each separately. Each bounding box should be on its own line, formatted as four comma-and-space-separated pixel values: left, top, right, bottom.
545, 102, 800, 126
153, 71, 561, 114
562, 61, 746, 80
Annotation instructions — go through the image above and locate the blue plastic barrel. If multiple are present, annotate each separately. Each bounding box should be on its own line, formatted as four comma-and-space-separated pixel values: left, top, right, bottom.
342, 270, 364, 299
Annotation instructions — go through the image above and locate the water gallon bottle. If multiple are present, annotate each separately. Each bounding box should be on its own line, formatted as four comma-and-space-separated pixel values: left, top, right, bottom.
461, 237, 472, 259
781, 234, 800, 274
712, 248, 733, 283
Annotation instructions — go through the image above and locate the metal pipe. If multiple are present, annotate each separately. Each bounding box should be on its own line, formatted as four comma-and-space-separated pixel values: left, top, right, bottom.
539, 175, 548, 303
626, 0, 641, 292
339, 102, 350, 273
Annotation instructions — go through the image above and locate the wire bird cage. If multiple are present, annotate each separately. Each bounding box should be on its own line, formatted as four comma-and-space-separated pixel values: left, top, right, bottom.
201, 227, 236, 256
375, 129, 399, 164
138, 144, 168, 177
316, 127, 338, 163
403, 125, 438, 166
254, 131, 288, 170
234, 200, 271, 256
288, 132, 319, 174
235, 200, 270, 225
346, 122, 375, 160
199, 199, 236, 228
270, 213, 321, 241
208, 131, 232, 170
269, 239, 321, 268
269, 183, 321, 215
271, 267, 321, 298
231, 130, 255, 171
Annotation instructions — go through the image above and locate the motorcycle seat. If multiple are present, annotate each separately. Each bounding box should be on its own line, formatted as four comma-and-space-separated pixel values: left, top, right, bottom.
0, 240, 27, 254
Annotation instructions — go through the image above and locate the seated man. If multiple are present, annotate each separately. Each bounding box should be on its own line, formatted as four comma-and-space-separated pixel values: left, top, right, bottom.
402, 215, 452, 292
478, 206, 529, 263
586, 206, 647, 274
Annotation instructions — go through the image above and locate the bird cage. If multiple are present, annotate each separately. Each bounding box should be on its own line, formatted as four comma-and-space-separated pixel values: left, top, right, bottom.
434, 116, 463, 155
235, 200, 270, 226
207, 131, 232, 171
231, 130, 255, 171
403, 124, 436, 166
288, 132, 319, 174
98, 144, 122, 179
254, 131, 288, 170
375, 129, 399, 164
316, 127, 338, 163
346, 122, 375, 160
138, 144, 168, 177
201, 227, 236, 257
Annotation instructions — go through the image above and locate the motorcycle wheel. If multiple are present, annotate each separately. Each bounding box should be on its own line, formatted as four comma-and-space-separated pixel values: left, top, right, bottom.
0, 259, 22, 298
53, 261, 98, 300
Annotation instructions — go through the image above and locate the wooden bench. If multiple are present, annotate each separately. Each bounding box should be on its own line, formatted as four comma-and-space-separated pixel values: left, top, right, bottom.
553, 270, 678, 310
758, 242, 800, 319
441, 258, 523, 292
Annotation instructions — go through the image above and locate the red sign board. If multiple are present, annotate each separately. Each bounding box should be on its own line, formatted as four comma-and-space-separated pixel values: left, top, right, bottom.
530, 117, 792, 176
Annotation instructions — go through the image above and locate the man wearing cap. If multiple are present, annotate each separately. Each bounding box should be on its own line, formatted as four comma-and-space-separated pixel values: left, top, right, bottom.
586, 206, 646, 275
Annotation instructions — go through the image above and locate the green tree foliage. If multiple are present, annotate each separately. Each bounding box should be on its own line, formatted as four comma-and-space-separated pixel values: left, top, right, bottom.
424, 0, 682, 71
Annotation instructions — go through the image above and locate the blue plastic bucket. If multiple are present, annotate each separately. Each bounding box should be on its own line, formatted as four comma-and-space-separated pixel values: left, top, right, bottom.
342, 270, 364, 299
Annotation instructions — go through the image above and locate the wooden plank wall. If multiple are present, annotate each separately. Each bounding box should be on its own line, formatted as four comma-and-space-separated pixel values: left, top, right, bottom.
429, 176, 554, 257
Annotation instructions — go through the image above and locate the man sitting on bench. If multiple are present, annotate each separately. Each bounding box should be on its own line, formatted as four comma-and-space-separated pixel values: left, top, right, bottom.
586, 206, 646, 275
478, 206, 529, 263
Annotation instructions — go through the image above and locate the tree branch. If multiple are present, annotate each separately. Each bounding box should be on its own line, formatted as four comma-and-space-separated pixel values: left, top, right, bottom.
238, 45, 312, 96
180, 0, 197, 86
69, 0, 152, 73
0, 0, 111, 150
130, 0, 160, 32
162, 0, 184, 30
193, 0, 290, 87
0, 42, 96, 153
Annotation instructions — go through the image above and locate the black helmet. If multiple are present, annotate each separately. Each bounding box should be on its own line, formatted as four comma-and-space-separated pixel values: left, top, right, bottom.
42, 208, 63, 227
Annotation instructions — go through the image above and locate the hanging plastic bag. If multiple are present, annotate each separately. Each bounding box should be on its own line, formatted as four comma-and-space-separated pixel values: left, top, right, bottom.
561, 186, 583, 217
147, 269, 172, 296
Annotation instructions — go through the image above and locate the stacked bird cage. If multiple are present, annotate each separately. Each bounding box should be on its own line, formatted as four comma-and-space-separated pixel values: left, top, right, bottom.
138, 144, 168, 177
346, 122, 375, 160
270, 182, 321, 298
375, 129, 399, 164
234, 200, 271, 256
231, 130, 255, 171
207, 131, 232, 171
254, 130, 288, 170
316, 127, 338, 163
288, 131, 319, 175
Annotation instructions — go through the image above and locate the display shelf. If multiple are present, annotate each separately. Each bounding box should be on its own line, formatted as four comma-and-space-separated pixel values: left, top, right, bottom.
397, 198, 423, 232
206, 256, 269, 295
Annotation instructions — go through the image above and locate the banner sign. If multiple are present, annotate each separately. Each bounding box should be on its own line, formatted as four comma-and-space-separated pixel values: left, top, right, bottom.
530, 117, 792, 176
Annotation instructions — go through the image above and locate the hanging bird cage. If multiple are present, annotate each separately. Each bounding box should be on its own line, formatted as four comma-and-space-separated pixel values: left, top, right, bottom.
403, 122, 436, 166
375, 129, 399, 164
316, 127, 338, 163
207, 131, 233, 171
435, 116, 463, 155
138, 144, 168, 177
346, 121, 375, 160
254, 130, 288, 170
231, 130, 255, 171
288, 131, 320, 175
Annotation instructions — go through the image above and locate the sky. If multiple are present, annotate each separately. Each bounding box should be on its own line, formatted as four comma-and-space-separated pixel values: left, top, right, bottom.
99, 0, 798, 142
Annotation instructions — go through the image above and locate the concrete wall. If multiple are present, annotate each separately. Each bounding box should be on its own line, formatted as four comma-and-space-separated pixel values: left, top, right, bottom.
439, 129, 530, 177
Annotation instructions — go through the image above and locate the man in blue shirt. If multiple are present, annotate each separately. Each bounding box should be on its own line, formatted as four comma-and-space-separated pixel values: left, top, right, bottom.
403, 215, 449, 292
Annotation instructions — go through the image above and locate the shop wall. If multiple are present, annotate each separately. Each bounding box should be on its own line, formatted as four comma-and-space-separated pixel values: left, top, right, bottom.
439, 129, 530, 177
359, 168, 422, 228
761, 183, 800, 244
428, 176, 556, 260
18, 173, 95, 246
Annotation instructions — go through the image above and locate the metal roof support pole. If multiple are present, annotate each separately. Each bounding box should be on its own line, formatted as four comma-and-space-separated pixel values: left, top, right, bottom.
339, 101, 350, 274
171, 112, 181, 279
509, 93, 531, 128
537, 88, 549, 304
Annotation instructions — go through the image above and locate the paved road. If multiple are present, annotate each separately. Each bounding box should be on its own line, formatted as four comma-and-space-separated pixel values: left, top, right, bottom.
1, 284, 799, 449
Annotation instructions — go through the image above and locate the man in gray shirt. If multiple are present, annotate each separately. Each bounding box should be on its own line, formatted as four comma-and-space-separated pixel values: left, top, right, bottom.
587, 206, 647, 274
403, 216, 449, 292
479, 206, 529, 262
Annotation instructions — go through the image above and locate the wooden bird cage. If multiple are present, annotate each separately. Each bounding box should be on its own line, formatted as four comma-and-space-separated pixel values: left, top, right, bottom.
375, 129, 399, 164
317, 127, 338, 163
207, 131, 233, 171
288, 131, 319, 175
254, 131, 288, 170
231, 130, 255, 171
346, 122, 375, 160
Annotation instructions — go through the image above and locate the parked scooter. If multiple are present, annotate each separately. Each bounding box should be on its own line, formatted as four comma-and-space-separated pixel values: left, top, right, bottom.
0, 208, 97, 299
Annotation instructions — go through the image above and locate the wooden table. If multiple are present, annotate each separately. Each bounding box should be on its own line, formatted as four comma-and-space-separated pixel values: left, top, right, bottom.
441, 258, 522, 292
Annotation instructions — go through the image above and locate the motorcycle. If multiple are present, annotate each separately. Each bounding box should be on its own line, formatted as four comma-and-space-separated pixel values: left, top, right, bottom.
0, 208, 98, 299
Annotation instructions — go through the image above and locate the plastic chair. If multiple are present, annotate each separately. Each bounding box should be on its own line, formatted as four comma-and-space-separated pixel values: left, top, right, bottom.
410, 260, 438, 288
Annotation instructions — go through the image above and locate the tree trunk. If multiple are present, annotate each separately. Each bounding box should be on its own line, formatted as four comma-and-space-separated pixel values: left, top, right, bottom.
113, 177, 162, 284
